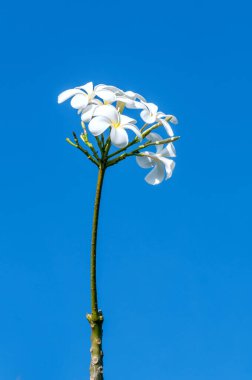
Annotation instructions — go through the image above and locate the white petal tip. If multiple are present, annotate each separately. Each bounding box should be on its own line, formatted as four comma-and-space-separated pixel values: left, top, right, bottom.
57, 95, 64, 104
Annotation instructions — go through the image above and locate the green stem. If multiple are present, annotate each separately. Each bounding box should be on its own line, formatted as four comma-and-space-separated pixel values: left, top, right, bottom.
87, 164, 106, 380
107, 136, 180, 167
90, 166, 105, 315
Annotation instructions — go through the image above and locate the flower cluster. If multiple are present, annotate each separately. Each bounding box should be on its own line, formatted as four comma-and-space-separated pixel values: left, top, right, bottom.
58, 82, 179, 185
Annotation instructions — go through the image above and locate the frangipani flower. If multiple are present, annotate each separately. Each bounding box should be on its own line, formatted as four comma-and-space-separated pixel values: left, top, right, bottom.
58, 82, 179, 184
89, 105, 142, 148
57, 82, 122, 117
116, 90, 146, 109
136, 132, 176, 185
139, 101, 178, 137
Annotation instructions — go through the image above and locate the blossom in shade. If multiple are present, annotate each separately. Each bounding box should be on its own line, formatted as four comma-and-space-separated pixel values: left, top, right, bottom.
136, 132, 176, 185
139, 101, 178, 136
88, 105, 142, 148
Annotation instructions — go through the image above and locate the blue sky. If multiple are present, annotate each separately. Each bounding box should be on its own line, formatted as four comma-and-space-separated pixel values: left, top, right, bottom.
0, 0, 252, 379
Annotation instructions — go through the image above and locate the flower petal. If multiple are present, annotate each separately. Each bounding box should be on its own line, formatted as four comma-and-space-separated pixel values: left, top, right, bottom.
110, 127, 129, 148
81, 104, 98, 122
58, 88, 83, 104
77, 82, 94, 95
158, 157, 175, 179
88, 116, 111, 136
140, 109, 156, 124
136, 154, 154, 168
94, 105, 119, 124
124, 90, 137, 99
166, 114, 178, 124
95, 84, 123, 94
144, 162, 165, 185
115, 96, 138, 109
147, 132, 164, 153
147, 132, 163, 142
146, 102, 158, 115
123, 124, 142, 141
124, 90, 146, 102
70, 94, 89, 109
158, 113, 178, 125
91, 98, 103, 106
159, 143, 176, 157
120, 114, 137, 125
127, 100, 146, 110
159, 118, 174, 136
95, 89, 116, 103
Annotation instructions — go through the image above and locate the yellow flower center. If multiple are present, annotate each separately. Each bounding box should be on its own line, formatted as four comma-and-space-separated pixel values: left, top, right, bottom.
112, 122, 120, 128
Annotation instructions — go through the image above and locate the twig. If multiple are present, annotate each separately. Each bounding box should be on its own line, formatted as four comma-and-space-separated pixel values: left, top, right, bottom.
107, 136, 180, 167
66, 135, 99, 166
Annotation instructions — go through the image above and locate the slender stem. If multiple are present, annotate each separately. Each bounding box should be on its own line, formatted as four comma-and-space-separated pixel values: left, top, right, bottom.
101, 134, 105, 148
95, 136, 103, 154
90, 165, 105, 316
87, 164, 106, 380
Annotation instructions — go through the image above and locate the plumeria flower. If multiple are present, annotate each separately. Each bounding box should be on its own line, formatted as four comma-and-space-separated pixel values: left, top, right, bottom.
58, 82, 123, 120
88, 105, 142, 148
136, 132, 176, 185
79, 84, 125, 121
116, 90, 146, 109
139, 101, 178, 137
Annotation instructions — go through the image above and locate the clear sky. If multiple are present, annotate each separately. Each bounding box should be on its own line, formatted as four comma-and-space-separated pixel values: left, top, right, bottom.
0, 0, 252, 379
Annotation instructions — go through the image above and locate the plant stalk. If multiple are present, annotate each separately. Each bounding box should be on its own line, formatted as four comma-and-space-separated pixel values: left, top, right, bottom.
87, 164, 106, 380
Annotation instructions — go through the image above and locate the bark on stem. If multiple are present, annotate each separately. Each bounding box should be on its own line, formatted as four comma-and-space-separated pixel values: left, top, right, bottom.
87, 165, 105, 380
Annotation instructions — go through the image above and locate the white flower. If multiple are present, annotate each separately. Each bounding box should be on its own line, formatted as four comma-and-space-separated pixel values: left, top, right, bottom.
139, 101, 178, 137
116, 90, 146, 109
136, 132, 176, 185
88, 105, 142, 148
58, 82, 123, 121
95, 83, 123, 101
